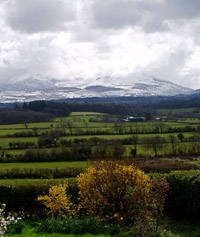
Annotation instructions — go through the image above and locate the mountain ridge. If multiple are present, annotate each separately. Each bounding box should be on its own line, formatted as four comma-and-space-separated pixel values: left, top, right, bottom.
0, 76, 194, 103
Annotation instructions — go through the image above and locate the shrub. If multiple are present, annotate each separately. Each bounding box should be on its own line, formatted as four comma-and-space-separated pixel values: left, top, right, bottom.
150, 178, 169, 231
38, 181, 75, 218
78, 161, 156, 225
6, 220, 25, 235
150, 170, 200, 221
0, 203, 22, 235
0, 179, 78, 214
164, 170, 200, 220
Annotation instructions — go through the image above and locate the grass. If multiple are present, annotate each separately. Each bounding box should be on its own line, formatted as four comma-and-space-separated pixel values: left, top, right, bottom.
6, 219, 200, 237
162, 218, 200, 237
0, 161, 89, 169
0, 178, 66, 185
0, 137, 38, 149
6, 226, 110, 236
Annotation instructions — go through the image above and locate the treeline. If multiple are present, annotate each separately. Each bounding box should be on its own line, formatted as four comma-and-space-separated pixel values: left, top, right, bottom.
0, 101, 150, 125
22, 101, 70, 116
0, 110, 54, 124
5, 124, 200, 139
18, 100, 200, 121
0, 145, 125, 163
61, 95, 200, 109
1, 96, 200, 125
0, 101, 71, 124
22, 101, 149, 117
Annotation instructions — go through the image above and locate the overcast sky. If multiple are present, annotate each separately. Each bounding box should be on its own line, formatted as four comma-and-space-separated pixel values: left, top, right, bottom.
0, 0, 200, 88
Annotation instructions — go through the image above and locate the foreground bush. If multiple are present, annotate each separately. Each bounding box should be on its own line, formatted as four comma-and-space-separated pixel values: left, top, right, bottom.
38, 182, 75, 218
0, 203, 22, 235
164, 170, 200, 220
150, 170, 200, 220
3, 169, 200, 222
38, 161, 168, 235
78, 161, 153, 225
77, 160, 169, 232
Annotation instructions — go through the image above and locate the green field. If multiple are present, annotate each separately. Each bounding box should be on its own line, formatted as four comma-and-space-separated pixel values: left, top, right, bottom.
0, 178, 66, 185
6, 226, 110, 237
0, 161, 89, 169
0, 111, 199, 180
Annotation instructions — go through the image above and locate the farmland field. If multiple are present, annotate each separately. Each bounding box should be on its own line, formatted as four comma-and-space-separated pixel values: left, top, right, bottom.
0, 111, 200, 180
0, 161, 88, 169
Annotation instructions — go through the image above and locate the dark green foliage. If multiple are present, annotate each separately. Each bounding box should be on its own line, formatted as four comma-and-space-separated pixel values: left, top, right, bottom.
0, 147, 91, 163
36, 218, 122, 235
0, 179, 79, 213
0, 184, 49, 212
165, 170, 200, 220
0, 110, 54, 124
9, 142, 36, 150
27, 101, 70, 117
151, 170, 200, 220
23, 147, 91, 162
6, 220, 25, 234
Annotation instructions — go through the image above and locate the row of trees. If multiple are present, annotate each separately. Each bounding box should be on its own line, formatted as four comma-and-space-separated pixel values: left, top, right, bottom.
6, 124, 199, 139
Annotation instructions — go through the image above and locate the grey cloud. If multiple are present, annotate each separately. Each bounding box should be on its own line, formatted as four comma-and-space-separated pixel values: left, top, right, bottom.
167, 0, 200, 19
91, 0, 141, 29
4, 0, 76, 34
91, 0, 200, 32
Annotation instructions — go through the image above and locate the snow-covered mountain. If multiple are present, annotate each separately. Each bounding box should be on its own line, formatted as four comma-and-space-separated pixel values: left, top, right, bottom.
0, 76, 193, 103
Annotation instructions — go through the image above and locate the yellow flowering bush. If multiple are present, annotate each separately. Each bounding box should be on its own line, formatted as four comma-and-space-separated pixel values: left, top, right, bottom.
37, 181, 74, 218
37, 160, 168, 230
78, 160, 153, 225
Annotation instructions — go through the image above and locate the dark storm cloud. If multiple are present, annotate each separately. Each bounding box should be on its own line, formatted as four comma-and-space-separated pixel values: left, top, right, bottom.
5, 0, 76, 34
